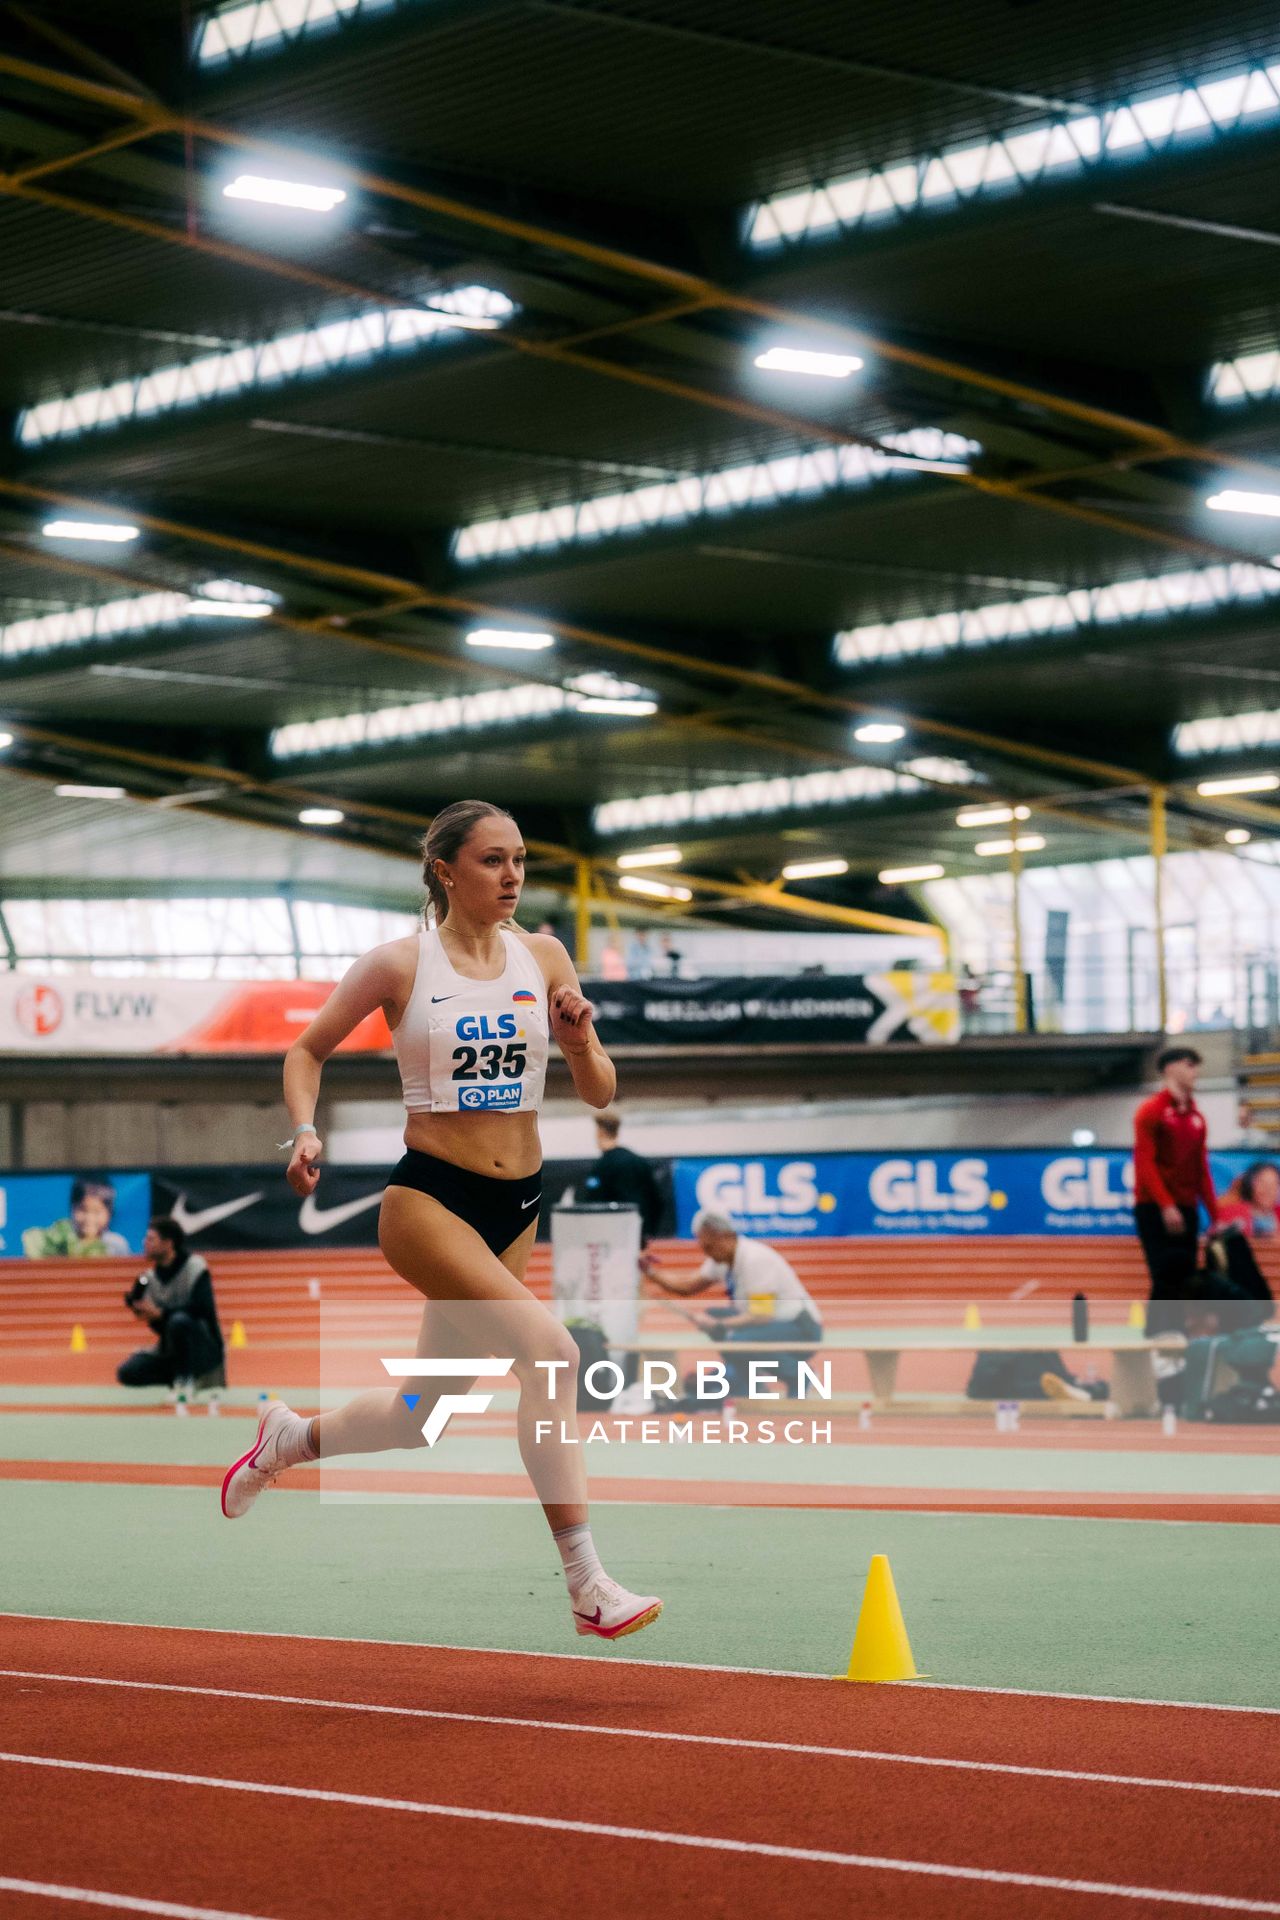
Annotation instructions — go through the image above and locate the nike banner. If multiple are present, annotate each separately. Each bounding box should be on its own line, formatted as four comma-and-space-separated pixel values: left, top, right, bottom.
150, 1158, 618, 1249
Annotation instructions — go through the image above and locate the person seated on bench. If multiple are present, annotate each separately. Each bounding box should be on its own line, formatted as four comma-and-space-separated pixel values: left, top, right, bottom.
118, 1215, 225, 1402
642, 1209, 822, 1398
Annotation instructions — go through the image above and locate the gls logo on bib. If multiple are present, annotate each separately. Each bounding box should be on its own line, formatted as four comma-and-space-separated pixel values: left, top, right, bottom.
458, 1084, 523, 1110
455, 1012, 518, 1041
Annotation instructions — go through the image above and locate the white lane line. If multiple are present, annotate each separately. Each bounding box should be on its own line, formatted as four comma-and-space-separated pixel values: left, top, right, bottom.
3, 1611, 1278, 1716
1, 1752, 1276, 1914
1, 1669, 1274, 1801
0, 1878, 273, 1920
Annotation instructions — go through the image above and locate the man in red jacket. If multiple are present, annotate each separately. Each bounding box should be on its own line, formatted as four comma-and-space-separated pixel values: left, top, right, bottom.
1133, 1045, 1218, 1335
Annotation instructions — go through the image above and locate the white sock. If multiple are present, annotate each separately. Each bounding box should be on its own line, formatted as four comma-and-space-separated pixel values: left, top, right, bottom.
552, 1522, 604, 1595
278, 1410, 318, 1464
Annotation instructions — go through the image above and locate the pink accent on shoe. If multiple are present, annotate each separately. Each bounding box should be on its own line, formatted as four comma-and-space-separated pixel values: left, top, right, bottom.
219, 1409, 271, 1518
574, 1600, 663, 1641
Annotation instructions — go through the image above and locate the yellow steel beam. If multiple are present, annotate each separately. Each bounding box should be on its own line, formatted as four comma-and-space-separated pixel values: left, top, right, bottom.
1151, 784, 1169, 1033
574, 857, 593, 969
9, 118, 161, 186
1009, 840, 1028, 1033
0, 50, 159, 116
6, 6, 164, 103
659, 868, 945, 942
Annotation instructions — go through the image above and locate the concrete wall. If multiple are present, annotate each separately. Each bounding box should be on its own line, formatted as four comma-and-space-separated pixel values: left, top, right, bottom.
1, 1030, 1240, 1169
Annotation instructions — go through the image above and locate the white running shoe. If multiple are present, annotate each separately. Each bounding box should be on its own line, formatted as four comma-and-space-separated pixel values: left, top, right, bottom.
220, 1401, 304, 1518
571, 1574, 663, 1641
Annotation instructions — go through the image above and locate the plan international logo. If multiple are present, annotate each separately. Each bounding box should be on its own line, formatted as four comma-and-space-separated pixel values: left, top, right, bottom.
381, 1356, 833, 1446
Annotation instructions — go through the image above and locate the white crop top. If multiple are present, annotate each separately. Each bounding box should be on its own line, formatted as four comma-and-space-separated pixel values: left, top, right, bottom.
392, 925, 550, 1115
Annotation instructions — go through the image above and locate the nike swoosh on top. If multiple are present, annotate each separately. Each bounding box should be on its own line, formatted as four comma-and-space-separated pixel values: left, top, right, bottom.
521, 1194, 542, 1210
170, 1191, 263, 1236
572, 1607, 602, 1625
431, 994, 457, 1003
298, 1191, 383, 1235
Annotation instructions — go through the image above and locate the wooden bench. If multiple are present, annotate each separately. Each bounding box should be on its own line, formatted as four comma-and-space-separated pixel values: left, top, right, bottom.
610, 1333, 1189, 1418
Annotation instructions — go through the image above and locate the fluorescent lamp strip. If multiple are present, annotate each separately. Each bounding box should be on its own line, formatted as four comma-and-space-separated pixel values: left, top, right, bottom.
0, 583, 274, 659
271, 683, 571, 759
0, 590, 190, 660
453, 431, 977, 564
835, 560, 1280, 668
750, 64, 1280, 248
196, 0, 402, 62
592, 756, 978, 836
1175, 707, 1280, 757
18, 290, 514, 447
1210, 349, 1280, 404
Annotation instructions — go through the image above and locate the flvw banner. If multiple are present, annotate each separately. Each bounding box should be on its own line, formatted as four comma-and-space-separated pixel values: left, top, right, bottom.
675, 1149, 1263, 1238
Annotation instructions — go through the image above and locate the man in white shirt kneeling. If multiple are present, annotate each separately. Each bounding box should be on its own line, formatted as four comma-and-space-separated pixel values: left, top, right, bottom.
642, 1208, 822, 1402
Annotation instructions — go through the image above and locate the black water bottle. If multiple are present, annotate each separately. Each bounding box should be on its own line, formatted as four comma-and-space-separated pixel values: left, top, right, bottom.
1072, 1291, 1089, 1343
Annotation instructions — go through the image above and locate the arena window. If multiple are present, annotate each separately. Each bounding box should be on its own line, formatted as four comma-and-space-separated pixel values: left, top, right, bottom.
452, 432, 977, 565
749, 65, 1280, 248
17, 291, 514, 448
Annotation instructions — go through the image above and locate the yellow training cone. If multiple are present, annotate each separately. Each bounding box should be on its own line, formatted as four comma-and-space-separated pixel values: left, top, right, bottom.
1127, 1301, 1145, 1331
841, 1554, 922, 1683
69, 1324, 87, 1354
229, 1320, 248, 1349
962, 1303, 982, 1331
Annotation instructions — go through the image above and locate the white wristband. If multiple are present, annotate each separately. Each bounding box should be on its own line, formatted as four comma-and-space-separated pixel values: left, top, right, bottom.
278, 1122, 320, 1152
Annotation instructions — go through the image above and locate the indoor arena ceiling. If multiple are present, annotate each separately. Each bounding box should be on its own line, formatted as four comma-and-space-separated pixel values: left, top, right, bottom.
4, 0, 1280, 932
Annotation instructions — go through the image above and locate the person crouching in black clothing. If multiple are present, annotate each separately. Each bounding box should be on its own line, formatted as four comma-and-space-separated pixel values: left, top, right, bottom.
119, 1216, 225, 1399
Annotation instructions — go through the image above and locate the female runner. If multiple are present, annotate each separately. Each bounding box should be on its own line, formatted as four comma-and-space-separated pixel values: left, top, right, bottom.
220, 799, 662, 1641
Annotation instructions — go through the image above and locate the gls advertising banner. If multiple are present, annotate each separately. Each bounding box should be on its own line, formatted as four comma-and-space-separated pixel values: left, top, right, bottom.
675, 1150, 1262, 1238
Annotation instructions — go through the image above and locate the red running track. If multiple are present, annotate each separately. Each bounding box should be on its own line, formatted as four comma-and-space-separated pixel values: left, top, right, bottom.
0, 1615, 1277, 1919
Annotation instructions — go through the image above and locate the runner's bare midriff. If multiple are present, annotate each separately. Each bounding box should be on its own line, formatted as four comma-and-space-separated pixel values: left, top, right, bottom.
403, 1108, 542, 1179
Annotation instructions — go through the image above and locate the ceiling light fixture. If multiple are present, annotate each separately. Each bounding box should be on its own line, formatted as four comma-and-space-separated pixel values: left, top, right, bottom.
42, 520, 139, 543
574, 697, 658, 716
1225, 828, 1252, 844
754, 346, 863, 379
223, 174, 347, 212
781, 857, 849, 881
1196, 772, 1279, 796
853, 721, 905, 743
1205, 489, 1280, 517
184, 598, 274, 619
0, 731, 12, 750
298, 807, 345, 826
878, 863, 945, 884
465, 627, 555, 651
616, 847, 683, 869
618, 875, 692, 902
55, 784, 126, 799
955, 804, 1031, 828
974, 834, 1046, 856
